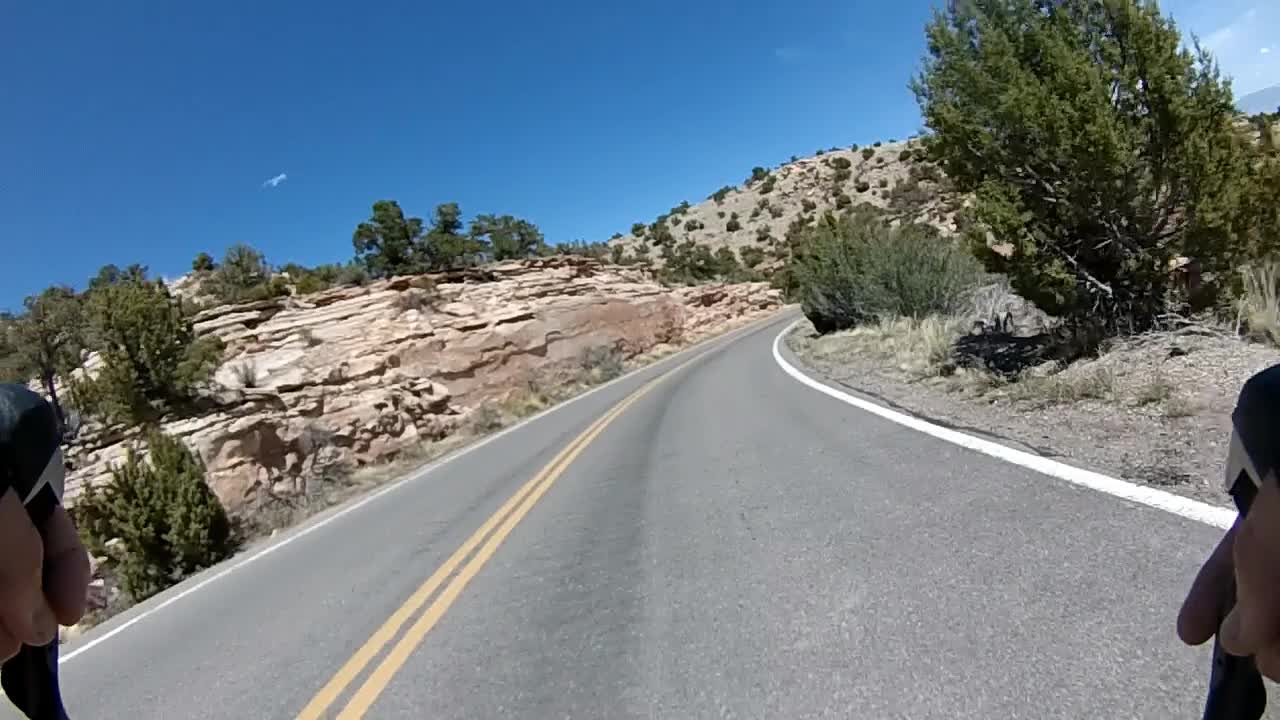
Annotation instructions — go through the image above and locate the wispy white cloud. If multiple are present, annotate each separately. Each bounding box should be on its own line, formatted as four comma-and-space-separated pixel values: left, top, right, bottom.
261, 172, 288, 189
1166, 2, 1280, 96
774, 47, 804, 63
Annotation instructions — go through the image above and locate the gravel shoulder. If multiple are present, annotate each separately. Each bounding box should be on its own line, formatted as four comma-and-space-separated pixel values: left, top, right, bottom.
785, 318, 1280, 509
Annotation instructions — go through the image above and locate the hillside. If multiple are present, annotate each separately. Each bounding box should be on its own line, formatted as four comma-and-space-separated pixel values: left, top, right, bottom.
606, 139, 965, 268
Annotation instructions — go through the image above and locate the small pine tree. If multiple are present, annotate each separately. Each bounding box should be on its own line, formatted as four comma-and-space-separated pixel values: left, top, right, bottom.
75, 276, 223, 425
71, 429, 234, 601
191, 253, 216, 273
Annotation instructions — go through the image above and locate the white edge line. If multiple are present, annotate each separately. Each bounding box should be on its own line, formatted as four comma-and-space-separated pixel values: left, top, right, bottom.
771, 319, 1237, 531
59, 311, 785, 664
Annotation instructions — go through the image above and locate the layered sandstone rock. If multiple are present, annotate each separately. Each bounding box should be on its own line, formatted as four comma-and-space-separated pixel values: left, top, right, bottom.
64, 257, 781, 513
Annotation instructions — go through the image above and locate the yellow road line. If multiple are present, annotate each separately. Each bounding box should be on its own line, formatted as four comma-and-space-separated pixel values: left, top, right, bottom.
296, 359, 683, 719
294, 404, 624, 719
333, 380, 658, 718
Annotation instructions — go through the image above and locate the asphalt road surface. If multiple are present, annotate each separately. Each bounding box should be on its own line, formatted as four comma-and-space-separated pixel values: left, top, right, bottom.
11, 311, 1257, 719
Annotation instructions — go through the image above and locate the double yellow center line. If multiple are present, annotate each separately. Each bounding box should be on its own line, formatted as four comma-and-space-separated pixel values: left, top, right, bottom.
295, 358, 689, 719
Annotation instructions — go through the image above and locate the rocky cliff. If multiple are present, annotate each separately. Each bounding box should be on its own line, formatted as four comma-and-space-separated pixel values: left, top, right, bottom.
64, 256, 782, 514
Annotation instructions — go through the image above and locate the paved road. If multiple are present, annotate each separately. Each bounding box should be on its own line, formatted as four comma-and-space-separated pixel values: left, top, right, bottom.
11, 311, 1250, 719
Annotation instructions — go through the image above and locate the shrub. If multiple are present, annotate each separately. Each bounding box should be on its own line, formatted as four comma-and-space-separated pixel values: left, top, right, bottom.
816, 149, 826, 156
878, 178, 889, 188
631, 223, 646, 237
579, 345, 625, 382
750, 207, 762, 220
873, 141, 882, 148
747, 167, 769, 185
850, 144, 860, 151
191, 253, 215, 273
759, 176, 776, 194
726, 218, 742, 232
717, 210, 726, 218
802, 199, 818, 212
899, 149, 914, 162
71, 429, 234, 602
711, 186, 734, 204
830, 157, 852, 170
229, 360, 259, 388
855, 181, 871, 193
209, 244, 287, 305
1238, 262, 1280, 346
739, 246, 766, 268
650, 223, 675, 246
835, 193, 853, 209
861, 148, 875, 160
770, 205, 785, 219
791, 208, 986, 332
914, 0, 1253, 333
75, 277, 224, 425
888, 178, 934, 215
909, 163, 944, 183
684, 219, 702, 232
756, 226, 774, 244
833, 168, 852, 184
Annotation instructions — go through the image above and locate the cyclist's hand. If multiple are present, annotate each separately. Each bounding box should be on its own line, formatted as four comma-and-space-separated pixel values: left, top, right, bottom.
0, 487, 89, 662
1178, 478, 1280, 680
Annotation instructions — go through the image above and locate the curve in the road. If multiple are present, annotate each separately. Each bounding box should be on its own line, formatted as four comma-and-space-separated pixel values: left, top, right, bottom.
771, 319, 1236, 530
55, 311, 789, 668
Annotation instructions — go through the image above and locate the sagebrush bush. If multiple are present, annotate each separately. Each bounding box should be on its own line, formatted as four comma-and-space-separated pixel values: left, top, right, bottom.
862, 148, 875, 160
792, 208, 986, 333
579, 345, 625, 382
71, 430, 234, 601
727, 218, 742, 232
802, 198, 818, 212
739, 246, 766, 268
1237, 261, 1280, 346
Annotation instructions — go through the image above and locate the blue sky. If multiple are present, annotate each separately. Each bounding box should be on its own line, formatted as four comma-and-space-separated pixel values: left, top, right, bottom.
1, 0, 1275, 310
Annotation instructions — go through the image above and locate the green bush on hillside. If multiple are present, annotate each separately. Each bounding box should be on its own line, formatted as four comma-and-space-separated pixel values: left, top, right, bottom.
71, 429, 235, 602
73, 274, 224, 425
791, 208, 985, 333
